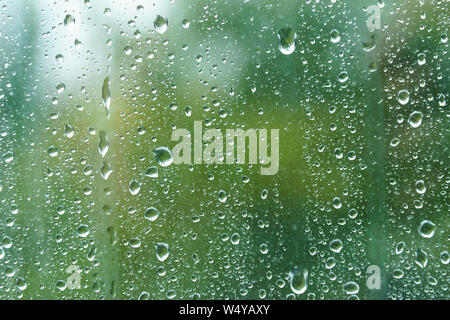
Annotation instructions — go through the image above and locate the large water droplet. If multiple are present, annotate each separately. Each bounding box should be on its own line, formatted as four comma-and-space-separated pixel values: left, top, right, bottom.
129, 178, 141, 195
153, 147, 173, 167
64, 14, 75, 27
154, 15, 168, 34
329, 239, 343, 253
77, 224, 90, 238
418, 220, 436, 238
289, 266, 308, 294
144, 207, 160, 221
415, 249, 428, 268
145, 166, 158, 178
155, 242, 169, 261
408, 111, 423, 128
218, 190, 227, 203
415, 180, 426, 194
277, 27, 296, 55
343, 281, 359, 294
48, 146, 58, 157
397, 89, 410, 105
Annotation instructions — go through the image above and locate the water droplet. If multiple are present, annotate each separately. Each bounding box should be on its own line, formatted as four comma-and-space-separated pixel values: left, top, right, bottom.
77, 224, 90, 238
129, 179, 141, 195
16, 277, 27, 291
154, 15, 168, 34
362, 34, 377, 52
277, 27, 296, 55
418, 220, 436, 238
261, 189, 268, 200
415, 180, 426, 194
408, 111, 423, 128
417, 53, 426, 65
415, 249, 428, 268
397, 89, 410, 105
440, 251, 449, 264
98, 131, 109, 157
330, 29, 341, 43
102, 76, 111, 119
218, 190, 227, 203
55, 54, 64, 62
2, 151, 14, 163
231, 233, 240, 245
343, 281, 359, 294
338, 71, 349, 83
332, 197, 342, 209
348, 208, 358, 219
48, 146, 58, 157
289, 266, 308, 294
393, 269, 404, 279
64, 124, 74, 138
182, 19, 190, 29
145, 166, 158, 178
155, 242, 169, 261
153, 147, 173, 167
64, 14, 75, 27
56, 83, 65, 93
395, 241, 405, 254
101, 161, 113, 180
260, 243, 268, 254
144, 207, 159, 221
139, 291, 150, 300
130, 238, 141, 248
329, 239, 343, 253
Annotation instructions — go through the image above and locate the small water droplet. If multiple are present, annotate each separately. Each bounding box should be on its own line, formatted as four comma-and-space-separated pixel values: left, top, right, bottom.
98, 131, 109, 157
330, 29, 341, 43
102, 76, 111, 119
338, 71, 349, 83
2, 151, 14, 163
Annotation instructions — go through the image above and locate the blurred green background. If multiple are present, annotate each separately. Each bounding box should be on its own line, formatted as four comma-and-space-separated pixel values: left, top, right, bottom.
0, 0, 448, 299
